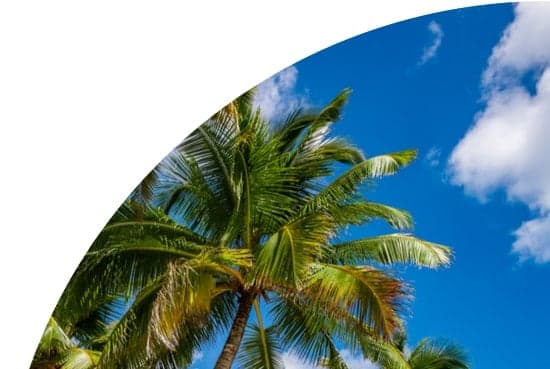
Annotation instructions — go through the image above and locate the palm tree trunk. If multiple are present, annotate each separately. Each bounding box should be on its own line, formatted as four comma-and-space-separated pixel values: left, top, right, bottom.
214, 291, 255, 369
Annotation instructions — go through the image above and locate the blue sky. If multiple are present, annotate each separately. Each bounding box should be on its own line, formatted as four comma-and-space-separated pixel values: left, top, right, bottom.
193, 3, 550, 369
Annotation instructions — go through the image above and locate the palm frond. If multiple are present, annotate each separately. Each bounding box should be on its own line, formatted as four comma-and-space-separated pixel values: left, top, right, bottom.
156, 153, 233, 238
298, 137, 364, 165
330, 202, 413, 230
104, 201, 208, 244
148, 262, 217, 351
245, 135, 307, 232
270, 296, 334, 365
300, 150, 418, 216
408, 339, 469, 369
328, 234, 451, 268
96, 278, 223, 369
319, 339, 350, 369
274, 88, 351, 156
288, 89, 355, 174
34, 317, 74, 358
128, 169, 159, 219
238, 323, 283, 369
96, 281, 163, 369
147, 247, 250, 353
292, 137, 365, 188
211, 88, 255, 127
71, 236, 204, 303
358, 333, 411, 369
252, 214, 335, 289
65, 204, 217, 306
315, 88, 352, 125
274, 112, 319, 152
303, 264, 408, 338
270, 295, 374, 368
66, 298, 126, 348
59, 348, 101, 369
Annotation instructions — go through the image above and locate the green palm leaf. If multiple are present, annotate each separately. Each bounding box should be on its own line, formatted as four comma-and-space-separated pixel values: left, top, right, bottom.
300, 150, 417, 216
238, 324, 283, 369
319, 340, 351, 369
34, 317, 74, 358
59, 348, 101, 369
252, 213, 335, 289
330, 202, 413, 230
329, 234, 451, 268
408, 339, 469, 369
148, 262, 217, 351
270, 296, 370, 369
304, 264, 407, 338
358, 333, 411, 369
270, 296, 334, 365
147, 248, 250, 350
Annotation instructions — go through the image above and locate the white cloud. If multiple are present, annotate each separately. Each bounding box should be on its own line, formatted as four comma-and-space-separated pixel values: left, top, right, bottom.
483, 2, 550, 88
403, 345, 412, 359
190, 350, 204, 369
339, 349, 379, 369
192, 350, 204, 361
281, 350, 378, 369
425, 146, 442, 167
419, 21, 444, 65
448, 3, 550, 263
513, 215, 550, 263
253, 66, 308, 121
281, 352, 319, 369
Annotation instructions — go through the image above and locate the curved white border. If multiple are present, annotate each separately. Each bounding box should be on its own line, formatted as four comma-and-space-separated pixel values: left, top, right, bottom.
0, 1, 510, 367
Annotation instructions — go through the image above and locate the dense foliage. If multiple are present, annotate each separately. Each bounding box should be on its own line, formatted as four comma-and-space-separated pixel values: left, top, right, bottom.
32, 88, 467, 369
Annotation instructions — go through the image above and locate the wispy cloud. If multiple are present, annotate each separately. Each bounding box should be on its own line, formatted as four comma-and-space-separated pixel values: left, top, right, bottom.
281, 352, 319, 369
448, 3, 550, 263
339, 350, 379, 369
190, 350, 203, 369
192, 350, 203, 362
419, 21, 444, 65
253, 66, 308, 121
425, 146, 442, 167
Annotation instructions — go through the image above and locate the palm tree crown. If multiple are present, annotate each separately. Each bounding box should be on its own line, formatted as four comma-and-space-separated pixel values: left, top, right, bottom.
47, 88, 453, 369
371, 331, 469, 369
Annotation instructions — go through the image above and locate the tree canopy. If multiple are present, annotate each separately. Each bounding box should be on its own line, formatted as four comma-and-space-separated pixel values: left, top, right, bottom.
33, 88, 463, 369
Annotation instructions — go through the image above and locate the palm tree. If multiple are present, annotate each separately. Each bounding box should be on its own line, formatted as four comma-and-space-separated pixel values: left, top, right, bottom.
366, 331, 469, 369
55, 88, 452, 369
405, 339, 469, 369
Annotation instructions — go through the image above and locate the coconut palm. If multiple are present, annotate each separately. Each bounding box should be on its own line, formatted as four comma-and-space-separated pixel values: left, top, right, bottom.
405, 339, 468, 369
320, 330, 469, 369
367, 330, 469, 369
54, 88, 452, 369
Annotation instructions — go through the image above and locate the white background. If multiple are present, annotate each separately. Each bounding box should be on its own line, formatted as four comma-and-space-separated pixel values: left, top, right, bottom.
0, 0, 504, 365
